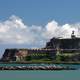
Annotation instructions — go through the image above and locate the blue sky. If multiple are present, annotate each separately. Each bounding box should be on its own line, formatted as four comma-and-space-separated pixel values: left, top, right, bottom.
0, 0, 80, 57
0, 0, 80, 25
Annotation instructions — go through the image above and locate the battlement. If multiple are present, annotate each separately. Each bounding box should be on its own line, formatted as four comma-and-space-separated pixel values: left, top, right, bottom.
1, 31, 80, 62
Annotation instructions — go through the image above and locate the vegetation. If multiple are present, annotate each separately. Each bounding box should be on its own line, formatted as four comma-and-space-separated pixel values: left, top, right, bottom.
25, 56, 31, 61
55, 52, 80, 62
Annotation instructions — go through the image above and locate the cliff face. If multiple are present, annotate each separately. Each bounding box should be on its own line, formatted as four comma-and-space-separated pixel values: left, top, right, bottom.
1, 49, 18, 62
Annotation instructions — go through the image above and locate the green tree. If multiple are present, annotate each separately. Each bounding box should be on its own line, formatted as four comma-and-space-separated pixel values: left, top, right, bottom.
56, 55, 61, 62
26, 56, 31, 61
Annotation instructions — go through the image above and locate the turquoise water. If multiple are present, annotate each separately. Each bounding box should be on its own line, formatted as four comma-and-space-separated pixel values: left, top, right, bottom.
0, 63, 80, 69
0, 64, 80, 80
0, 70, 80, 80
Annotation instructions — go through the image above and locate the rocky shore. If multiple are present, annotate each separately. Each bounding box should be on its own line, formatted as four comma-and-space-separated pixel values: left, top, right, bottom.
0, 65, 77, 70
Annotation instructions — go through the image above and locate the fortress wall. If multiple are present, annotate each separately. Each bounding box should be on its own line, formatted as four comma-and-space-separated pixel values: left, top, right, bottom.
1, 48, 56, 62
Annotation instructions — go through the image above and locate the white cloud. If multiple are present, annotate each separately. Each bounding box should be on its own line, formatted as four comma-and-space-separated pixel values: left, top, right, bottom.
0, 15, 80, 48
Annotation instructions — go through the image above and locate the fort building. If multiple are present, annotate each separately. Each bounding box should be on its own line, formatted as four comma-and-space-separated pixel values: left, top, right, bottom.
1, 31, 80, 62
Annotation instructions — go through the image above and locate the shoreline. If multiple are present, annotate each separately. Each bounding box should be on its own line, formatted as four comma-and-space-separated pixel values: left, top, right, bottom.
0, 61, 80, 64
0, 66, 77, 70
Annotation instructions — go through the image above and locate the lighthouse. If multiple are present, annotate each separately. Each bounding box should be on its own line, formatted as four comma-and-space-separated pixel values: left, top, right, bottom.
71, 30, 76, 39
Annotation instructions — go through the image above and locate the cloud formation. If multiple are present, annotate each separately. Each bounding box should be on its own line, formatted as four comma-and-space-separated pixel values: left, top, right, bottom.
0, 15, 80, 48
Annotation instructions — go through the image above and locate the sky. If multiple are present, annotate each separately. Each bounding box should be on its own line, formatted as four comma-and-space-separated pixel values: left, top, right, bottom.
0, 0, 80, 25
0, 0, 80, 57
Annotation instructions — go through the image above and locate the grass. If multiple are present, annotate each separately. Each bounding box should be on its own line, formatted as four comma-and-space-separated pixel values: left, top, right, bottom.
1, 61, 80, 64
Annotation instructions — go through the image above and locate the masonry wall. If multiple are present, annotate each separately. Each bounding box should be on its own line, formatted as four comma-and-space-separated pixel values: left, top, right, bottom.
1, 49, 56, 62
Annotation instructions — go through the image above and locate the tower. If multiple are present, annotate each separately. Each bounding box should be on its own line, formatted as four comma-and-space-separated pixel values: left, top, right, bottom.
71, 30, 76, 39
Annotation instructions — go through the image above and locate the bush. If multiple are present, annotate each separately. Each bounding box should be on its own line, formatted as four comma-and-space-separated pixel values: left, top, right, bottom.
26, 56, 31, 61
56, 55, 61, 62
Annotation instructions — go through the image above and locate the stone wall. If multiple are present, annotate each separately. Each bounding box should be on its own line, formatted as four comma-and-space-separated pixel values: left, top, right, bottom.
1, 48, 56, 62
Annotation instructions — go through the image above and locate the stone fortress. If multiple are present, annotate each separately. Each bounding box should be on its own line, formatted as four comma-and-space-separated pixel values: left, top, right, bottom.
1, 31, 80, 62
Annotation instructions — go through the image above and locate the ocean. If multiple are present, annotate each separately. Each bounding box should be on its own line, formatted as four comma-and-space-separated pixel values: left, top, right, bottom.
0, 70, 80, 80
0, 64, 80, 80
